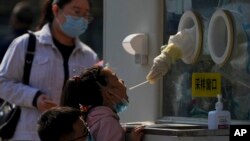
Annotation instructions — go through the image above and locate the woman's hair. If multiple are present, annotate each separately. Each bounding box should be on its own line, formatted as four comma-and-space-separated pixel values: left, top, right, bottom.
61, 65, 107, 111
37, 106, 87, 141
37, 0, 73, 30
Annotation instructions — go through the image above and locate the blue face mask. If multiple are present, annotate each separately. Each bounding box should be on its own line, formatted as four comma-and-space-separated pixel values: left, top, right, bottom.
114, 98, 129, 113
59, 14, 88, 38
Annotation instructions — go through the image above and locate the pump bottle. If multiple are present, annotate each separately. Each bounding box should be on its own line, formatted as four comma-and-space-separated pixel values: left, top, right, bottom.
208, 94, 231, 129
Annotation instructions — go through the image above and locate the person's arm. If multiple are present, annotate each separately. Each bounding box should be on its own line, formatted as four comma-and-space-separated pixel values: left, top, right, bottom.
146, 27, 196, 84
0, 34, 39, 107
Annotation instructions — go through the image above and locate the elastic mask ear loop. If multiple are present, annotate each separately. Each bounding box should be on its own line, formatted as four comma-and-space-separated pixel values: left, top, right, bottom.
55, 9, 65, 26
96, 81, 127, 102
111, 93, 129, 104
96, 82, 112, 97
95, 81, 117, 106
96, 82, 128, 111
60, 10, 69, 19
95, 81, 112, 96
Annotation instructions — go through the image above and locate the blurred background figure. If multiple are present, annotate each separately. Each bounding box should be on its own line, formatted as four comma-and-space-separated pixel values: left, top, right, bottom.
80, 0, 103, 60
0, 1, 34, 63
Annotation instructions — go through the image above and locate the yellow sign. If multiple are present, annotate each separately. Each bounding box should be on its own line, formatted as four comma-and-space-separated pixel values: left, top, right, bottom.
192, 73, 221, 97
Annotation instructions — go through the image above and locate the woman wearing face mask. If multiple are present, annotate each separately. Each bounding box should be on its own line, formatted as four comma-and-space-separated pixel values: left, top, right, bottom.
0, 0, 98, 140
61, 65, 144, 141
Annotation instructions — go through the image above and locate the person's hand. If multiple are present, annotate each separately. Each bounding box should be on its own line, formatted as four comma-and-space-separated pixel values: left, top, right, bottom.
168, 27, 195, 59
146, 26, 195, 84
36, 94, 57, 112
131, 125, 145, 141
146, 52, 172, 84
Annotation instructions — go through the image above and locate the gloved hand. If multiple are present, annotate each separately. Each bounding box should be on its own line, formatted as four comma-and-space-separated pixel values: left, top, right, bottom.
146, 44, 181, 84
168, 26, 196, 59
146, 27, 196, 84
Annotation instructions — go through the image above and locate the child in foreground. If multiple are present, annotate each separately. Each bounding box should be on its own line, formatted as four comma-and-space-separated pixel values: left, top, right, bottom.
61, 65, 144, 141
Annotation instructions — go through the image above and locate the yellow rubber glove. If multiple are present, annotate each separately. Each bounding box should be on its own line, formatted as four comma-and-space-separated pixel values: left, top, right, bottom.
146, 43, 182, 84
162, 43, 182, 63
168, 27, 196, 59
146, 27, 195, 84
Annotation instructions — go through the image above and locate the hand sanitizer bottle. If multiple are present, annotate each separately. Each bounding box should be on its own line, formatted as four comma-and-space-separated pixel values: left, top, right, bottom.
208, 94, 231, 129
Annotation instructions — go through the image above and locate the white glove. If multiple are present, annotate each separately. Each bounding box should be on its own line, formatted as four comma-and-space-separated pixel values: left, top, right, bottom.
146, 27, 195, 84
168, 26, 196, 59
146, 52, 172, 84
